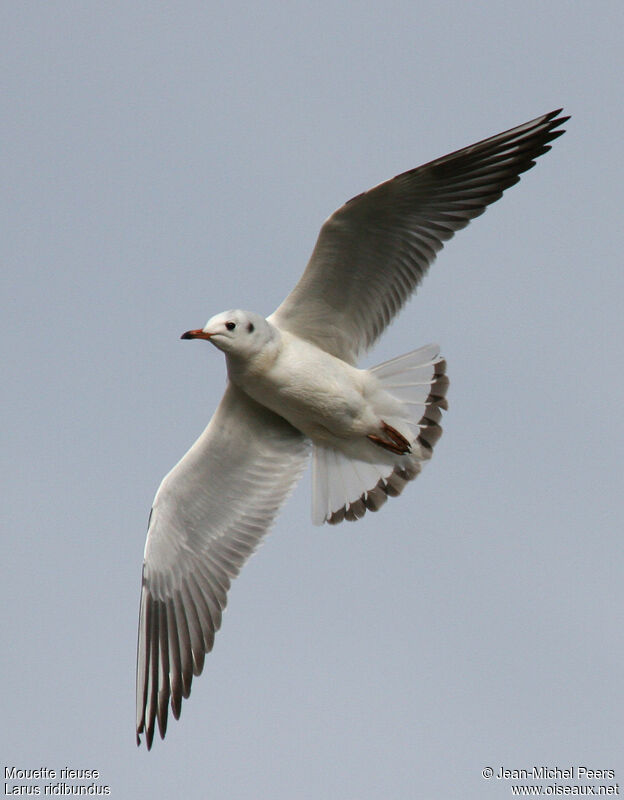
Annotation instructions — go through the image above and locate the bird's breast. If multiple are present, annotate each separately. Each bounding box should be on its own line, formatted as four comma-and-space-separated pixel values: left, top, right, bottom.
230, 334, 375, 441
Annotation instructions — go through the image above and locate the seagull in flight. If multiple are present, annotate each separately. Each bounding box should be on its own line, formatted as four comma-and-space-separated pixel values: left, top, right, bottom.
136, 109, 568, 748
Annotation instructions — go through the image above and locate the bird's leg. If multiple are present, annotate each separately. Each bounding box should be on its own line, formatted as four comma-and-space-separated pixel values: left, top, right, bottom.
367, 421, 412, 455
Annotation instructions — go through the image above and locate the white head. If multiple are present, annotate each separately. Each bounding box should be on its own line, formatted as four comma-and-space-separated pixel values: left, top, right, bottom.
181, 309, 276, 358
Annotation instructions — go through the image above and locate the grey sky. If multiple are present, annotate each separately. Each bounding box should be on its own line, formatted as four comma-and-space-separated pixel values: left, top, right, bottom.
2, 2, 622, 798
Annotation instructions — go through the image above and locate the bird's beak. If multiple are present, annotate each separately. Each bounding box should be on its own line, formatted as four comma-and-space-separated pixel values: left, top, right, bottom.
180, 329, 213, 340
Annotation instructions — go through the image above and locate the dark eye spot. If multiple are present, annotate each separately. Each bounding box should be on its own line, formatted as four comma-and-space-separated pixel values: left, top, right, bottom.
247, 322, 255, 333
225, 321, 236, 331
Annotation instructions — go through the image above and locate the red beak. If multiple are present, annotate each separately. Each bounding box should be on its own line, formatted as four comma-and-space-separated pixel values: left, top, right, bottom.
181, 329, 213, 340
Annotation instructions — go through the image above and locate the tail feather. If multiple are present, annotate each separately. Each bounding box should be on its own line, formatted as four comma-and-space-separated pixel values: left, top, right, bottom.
416, 359, 448, 454
312, 345, 448, 525
312, 448, 390, 525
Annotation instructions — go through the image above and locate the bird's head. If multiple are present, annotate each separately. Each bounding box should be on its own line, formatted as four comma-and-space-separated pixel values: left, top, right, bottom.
181, 309, 275, 358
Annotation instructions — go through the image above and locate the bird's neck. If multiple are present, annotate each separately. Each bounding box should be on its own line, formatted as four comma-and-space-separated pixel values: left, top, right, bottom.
225, 335, 282, 387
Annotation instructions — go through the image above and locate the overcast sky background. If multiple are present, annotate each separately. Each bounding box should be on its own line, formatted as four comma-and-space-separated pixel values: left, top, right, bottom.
2, 2, 623, 798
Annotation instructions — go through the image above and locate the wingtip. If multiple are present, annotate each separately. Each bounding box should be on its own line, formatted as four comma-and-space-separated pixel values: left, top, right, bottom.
543, 107, 568, 120
544, 108, 570, 132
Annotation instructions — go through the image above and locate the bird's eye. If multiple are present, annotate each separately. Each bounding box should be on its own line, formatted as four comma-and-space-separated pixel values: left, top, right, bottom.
225, 321, 236, 331
247, 322, 255, 333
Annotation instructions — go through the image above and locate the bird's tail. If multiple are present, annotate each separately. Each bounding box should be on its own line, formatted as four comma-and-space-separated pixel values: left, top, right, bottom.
311, 345, 449, 525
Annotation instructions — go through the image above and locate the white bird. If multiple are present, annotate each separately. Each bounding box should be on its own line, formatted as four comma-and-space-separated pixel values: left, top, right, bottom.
136, 109, 568, 747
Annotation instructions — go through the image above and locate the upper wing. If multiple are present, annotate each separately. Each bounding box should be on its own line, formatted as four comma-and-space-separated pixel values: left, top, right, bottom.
270, 109, 568, 363
136, 383, 309, 748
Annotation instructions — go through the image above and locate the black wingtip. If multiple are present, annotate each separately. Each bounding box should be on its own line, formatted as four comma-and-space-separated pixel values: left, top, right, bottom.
544, 109, 570, 133
172, 693, 182, 720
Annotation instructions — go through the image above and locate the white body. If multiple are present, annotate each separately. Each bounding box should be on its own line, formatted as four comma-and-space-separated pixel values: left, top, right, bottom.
225, 326, 406, 452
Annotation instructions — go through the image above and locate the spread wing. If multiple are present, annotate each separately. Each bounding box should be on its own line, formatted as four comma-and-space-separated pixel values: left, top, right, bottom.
136, 383, 310, 748
270, 109, 568, 363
